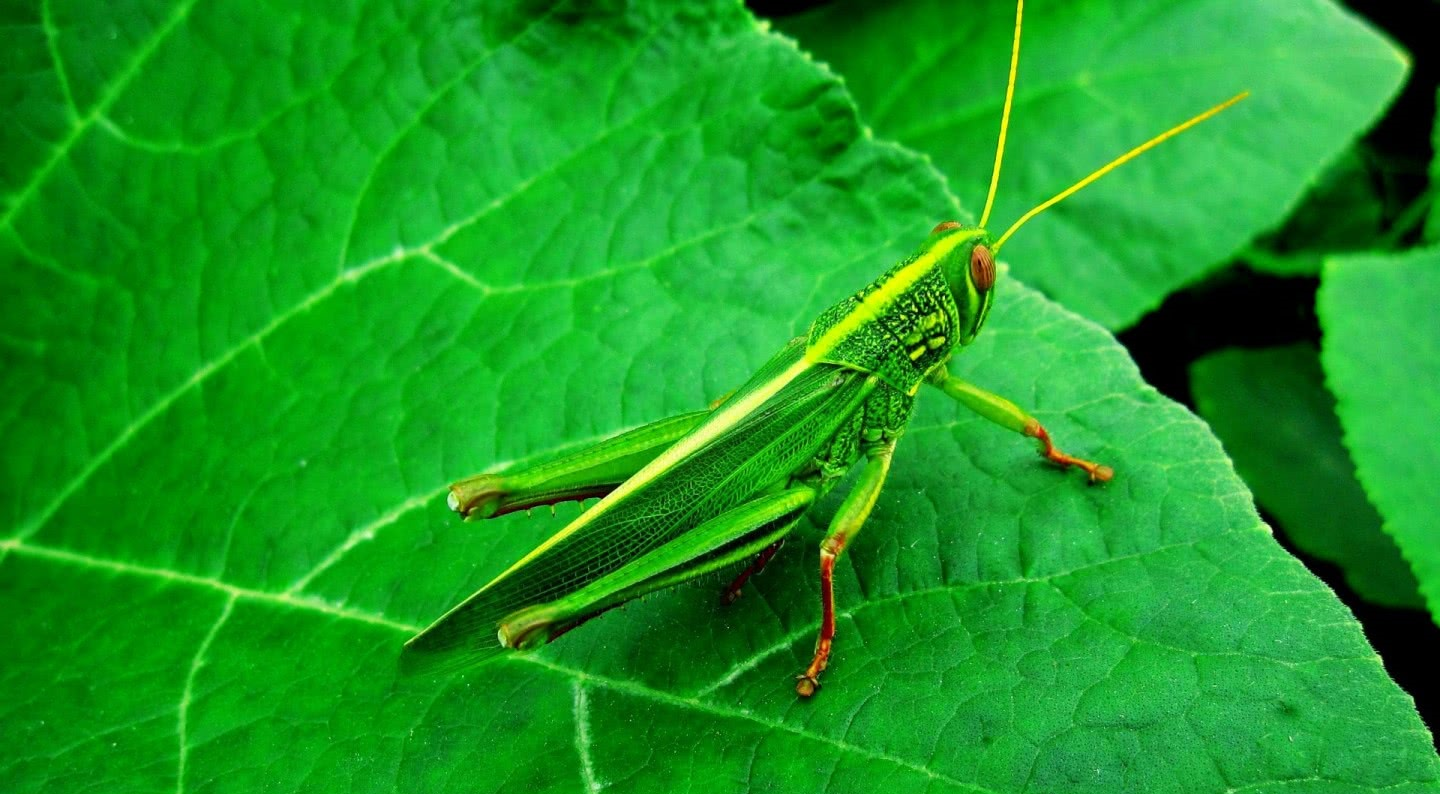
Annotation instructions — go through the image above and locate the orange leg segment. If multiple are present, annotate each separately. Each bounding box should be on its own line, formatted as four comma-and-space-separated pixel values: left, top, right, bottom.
795, 441, 895, 698
1024, 420, 1114, 483
721, 540, 783, 605
928, 368, 1113, 484
796, 542, 840, 697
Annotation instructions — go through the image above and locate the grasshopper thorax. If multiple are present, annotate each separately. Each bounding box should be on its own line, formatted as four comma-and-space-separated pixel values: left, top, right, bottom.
804, 222, 989, 395
929, 221, 997, 347
805, 221, 998, 395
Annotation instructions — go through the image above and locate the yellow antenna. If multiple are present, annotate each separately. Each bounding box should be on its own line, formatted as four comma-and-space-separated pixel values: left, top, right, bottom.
993, 91, 1249, 253
978, 0, 1024, 229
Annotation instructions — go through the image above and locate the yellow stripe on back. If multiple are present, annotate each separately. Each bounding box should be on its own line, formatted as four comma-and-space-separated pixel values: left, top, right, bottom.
805, 229, 978, 364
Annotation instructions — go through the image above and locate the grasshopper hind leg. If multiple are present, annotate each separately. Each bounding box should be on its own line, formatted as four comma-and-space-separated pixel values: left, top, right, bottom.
449, 409, 711, 519
494, 488, 817, 652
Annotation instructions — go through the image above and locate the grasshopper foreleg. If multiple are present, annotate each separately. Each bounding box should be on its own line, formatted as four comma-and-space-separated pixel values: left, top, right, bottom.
796, 439, 896, 697
926, 369, 1113, 483
448, 409, 710, 519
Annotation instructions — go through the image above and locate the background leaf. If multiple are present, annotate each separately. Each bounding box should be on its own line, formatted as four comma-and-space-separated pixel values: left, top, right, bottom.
1320, 246, 1440, 625
777, 0, 1407, 328
1241, 150, 1388, 277
3, 2, 1438, 793
1190, 344, 1420, 608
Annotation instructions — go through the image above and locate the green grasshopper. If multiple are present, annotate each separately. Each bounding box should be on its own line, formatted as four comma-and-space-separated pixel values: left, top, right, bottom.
405, 0, 1246, 696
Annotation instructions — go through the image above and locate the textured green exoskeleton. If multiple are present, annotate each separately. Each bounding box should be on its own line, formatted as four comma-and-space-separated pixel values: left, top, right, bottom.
404, 0, 1245, 696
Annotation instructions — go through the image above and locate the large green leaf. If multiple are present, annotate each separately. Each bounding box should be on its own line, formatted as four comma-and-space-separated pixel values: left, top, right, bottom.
778, 0, 1407, 328
1321, 246, 1440, 625
3, 2, 1437, 792
1191, 345, 1420, 607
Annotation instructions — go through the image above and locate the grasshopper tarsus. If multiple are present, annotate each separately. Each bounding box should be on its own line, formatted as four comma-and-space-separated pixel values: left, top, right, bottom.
1045, 453, 1114, 484
797, 632, 833, 698
795, 674, 820, 698
1025, 421, 1113, 484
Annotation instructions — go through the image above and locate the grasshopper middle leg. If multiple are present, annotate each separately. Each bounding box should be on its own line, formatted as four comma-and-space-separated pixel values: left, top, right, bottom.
796, 439, 896, 697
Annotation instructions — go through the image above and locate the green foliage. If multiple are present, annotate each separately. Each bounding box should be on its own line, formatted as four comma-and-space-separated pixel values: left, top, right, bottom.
1242, 150, 1389, 277
779, 0, 1406, 328
1320, 247, 1440, 625
2, 1, 1437, 793
1191, 345, 1420, 607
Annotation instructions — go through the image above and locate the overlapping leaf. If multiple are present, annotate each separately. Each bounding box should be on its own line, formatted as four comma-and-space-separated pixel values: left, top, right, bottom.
1320, 247, 1440, 625
778, 0, 1407, 328
2, 2, 1437, 793
1191, 345, 1420, 607
1243, 150, 1388, 277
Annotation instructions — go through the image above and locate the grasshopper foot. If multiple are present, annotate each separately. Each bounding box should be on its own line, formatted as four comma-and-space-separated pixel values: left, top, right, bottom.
795, 673, 821, 698
796, 635, 832, 698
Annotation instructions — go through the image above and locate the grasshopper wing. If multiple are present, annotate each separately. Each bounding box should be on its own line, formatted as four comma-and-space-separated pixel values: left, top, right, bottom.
404, 340, 875, 674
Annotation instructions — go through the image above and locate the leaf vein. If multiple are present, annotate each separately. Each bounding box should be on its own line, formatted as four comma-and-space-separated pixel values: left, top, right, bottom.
0, 538, 419, 634
12, 249, 410, 542
691, 527, 1266, 697
175, 596, 235, 794
1, 0, 200, 228
284, 485, 446, 596
40, 0, 76, 119
525, 656, 999, 794
388, 50, 773, 276
335, 2, 564, 269
572, 680, 603, 793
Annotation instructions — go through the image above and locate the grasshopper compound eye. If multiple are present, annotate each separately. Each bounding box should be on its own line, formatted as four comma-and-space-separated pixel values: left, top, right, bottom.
970, 244, 996, 292
931, 220, 963, 234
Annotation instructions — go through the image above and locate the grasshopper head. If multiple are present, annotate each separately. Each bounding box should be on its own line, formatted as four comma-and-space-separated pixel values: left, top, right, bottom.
930, 221, 997, 346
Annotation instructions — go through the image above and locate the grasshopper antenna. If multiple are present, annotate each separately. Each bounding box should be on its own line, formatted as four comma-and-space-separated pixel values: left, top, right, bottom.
978, 0, 1024, 230
993, 92, 1250, 254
